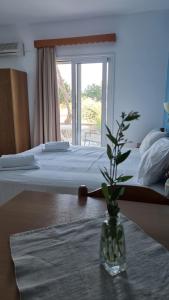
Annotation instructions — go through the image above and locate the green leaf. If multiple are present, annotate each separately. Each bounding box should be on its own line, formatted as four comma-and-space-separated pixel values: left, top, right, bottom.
101, 183, 110, 201
105, 125, 117, 145
124, 111, 140, 122
116, 150, 131, 165
107, 144, 113, 160
116, 120, 120, 127
100, 168, 111, 184
106, 134, 117, 146
100, 170, 109, 183
119, 132, 124, 138
118, 143, 125, 147
116, 175, 133, 182
121, 112, 126, 119
122, 123, 130, 131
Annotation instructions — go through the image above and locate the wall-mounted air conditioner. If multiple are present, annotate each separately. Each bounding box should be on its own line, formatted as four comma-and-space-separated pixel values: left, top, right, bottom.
0, 42, 24, 56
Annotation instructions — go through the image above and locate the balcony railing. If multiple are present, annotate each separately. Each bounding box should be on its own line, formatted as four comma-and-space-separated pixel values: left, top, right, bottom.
60, 123, 101, 146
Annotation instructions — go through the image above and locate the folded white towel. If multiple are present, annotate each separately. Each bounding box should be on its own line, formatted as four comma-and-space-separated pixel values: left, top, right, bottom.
0, 164, 40, 171
0, 154, 37, 168
45, 141, 70, 151
43, 149, 70, 153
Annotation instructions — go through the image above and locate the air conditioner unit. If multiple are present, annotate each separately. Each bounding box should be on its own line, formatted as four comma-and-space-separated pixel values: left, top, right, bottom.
0, 42, 24, 56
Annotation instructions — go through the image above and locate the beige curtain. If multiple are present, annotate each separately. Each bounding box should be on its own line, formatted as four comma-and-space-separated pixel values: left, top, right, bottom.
33, 47, 60, 146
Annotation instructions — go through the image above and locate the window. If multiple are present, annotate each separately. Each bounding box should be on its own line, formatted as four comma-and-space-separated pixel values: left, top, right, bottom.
56, 55, 114, 146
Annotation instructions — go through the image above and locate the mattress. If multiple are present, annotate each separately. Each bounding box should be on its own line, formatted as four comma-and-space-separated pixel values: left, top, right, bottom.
0, 145, 165, 204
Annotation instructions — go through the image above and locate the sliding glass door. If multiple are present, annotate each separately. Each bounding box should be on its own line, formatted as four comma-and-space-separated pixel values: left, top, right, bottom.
57, 56, 114, 146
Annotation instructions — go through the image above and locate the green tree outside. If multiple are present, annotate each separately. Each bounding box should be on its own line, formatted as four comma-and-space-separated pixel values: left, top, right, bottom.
57, 65, 102, 127
82, 84, 102, 101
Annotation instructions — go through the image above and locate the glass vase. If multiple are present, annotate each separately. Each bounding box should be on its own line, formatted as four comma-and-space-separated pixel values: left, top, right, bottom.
100, 212, 126, 276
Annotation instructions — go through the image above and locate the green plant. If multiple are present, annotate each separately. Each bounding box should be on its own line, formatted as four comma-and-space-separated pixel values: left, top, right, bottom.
82, 84, 102, 101
81, 98, 101, 125
101, 111, 140, 219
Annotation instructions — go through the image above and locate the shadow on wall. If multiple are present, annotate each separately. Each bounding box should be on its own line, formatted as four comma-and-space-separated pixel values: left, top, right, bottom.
163, 57, 169, 133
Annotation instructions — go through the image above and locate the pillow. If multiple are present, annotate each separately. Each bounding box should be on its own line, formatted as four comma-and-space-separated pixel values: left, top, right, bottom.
138, 137, 169, 185
139, 129, 166, 156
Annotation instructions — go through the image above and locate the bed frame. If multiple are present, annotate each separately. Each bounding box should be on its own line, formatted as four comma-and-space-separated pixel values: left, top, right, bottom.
78, 184, 169, 205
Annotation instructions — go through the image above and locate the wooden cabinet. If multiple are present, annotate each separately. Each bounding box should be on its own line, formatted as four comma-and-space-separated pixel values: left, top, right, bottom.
0, 69, 30, 154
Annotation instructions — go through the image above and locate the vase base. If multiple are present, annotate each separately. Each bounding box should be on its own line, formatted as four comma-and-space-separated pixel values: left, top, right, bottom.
101, 262, 126, 276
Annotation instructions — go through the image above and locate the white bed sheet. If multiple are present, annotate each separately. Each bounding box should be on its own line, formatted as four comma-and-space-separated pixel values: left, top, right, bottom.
0, 145, 143, 204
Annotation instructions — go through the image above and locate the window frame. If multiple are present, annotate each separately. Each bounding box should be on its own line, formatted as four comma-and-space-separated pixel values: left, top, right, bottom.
56, 54, 115, 146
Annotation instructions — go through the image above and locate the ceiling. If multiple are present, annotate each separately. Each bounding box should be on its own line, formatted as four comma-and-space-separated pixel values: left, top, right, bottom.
0, 0, 169, 25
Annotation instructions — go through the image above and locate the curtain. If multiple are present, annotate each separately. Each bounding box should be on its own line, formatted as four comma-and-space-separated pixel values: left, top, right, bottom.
33, 47, 60, 146
163, 58, 169, 132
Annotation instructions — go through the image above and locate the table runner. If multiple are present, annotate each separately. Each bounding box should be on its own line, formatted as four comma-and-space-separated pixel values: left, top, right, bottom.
10, 215, 169, 300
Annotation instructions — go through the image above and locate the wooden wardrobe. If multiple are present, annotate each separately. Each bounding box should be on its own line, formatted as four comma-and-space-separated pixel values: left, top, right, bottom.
0, 69, 30, 155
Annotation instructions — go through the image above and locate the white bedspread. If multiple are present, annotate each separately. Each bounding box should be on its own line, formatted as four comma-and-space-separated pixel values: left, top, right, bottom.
0, 145, 142, 204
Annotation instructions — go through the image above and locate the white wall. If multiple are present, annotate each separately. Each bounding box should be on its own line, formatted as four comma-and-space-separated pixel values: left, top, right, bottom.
0, 11, 169, 142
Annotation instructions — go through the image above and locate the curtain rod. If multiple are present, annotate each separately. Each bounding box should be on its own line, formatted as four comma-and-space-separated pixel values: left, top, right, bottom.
34, 33, 116, 48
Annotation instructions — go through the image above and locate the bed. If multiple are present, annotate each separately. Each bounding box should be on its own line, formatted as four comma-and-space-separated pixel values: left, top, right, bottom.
0, 144, 166, 205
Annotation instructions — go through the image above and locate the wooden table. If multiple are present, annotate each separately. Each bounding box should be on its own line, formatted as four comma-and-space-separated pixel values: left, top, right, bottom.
1, 191, 169, 300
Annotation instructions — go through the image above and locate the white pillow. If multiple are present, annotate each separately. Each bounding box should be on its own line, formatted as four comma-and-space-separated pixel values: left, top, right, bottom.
139, 129, 166, 156
138, 137, 169, 185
